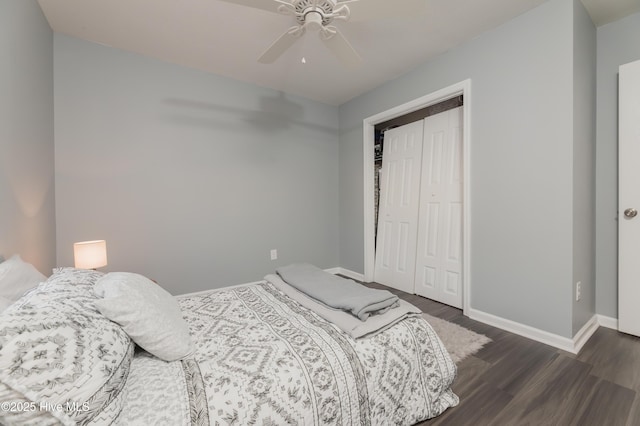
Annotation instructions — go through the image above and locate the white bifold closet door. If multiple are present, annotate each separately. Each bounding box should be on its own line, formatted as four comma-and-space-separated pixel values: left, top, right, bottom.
374, 120, 425, 294
414, 107, 463, 308
375, 107, 463, 308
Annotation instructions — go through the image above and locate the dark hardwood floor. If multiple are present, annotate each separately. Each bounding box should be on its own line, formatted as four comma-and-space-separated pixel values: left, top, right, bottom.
363, 281, 640, 426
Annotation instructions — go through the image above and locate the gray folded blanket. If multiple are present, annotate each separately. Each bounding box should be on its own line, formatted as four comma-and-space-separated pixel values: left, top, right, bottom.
276, 263, 399, 321
266, 274, 420, 338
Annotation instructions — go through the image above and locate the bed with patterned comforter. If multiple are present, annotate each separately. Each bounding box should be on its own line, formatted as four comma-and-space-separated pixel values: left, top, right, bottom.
0, 269, 458, 426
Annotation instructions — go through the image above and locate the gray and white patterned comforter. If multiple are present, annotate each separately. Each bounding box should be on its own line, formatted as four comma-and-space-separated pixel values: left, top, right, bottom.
118, 282, 458, 425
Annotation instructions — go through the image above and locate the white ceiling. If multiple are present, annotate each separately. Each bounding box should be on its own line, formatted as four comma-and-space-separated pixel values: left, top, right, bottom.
38, 0, 639, 106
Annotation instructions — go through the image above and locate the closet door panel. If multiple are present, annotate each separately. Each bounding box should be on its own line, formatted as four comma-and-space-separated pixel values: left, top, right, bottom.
415, 107, 463, 308
374, 120, 424, 293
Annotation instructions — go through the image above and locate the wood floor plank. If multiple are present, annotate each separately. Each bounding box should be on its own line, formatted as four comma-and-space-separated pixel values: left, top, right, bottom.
445, 355, 492, 401
479, 341, 559, 396
487, 355, 596, 425
625, 395, 640, 426
573, 379, 636, 426
578, 328, 640, 391
421, 380, 513, 426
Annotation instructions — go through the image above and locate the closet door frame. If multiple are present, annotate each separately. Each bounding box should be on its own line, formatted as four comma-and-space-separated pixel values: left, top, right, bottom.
363, 79, 472, 315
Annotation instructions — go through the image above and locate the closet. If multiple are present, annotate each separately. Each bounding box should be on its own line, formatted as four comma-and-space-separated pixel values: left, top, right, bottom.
374, 106, 463, 308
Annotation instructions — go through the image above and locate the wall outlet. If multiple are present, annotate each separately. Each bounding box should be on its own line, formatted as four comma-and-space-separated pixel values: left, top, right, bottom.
576, 281, 581, 301
270, 249, 278, 260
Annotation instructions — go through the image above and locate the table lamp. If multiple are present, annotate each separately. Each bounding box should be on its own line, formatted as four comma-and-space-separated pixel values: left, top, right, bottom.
74, 240, 108, 270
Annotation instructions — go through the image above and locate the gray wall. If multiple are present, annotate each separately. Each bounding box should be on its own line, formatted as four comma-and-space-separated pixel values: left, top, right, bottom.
0, 0, 55, 275
571, 0, 597, 335
595, 11, 640, 319
339, 0, 578, 337
54, 35, 340, 294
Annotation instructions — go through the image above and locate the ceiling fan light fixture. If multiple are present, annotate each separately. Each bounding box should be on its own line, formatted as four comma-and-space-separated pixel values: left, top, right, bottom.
305, 10, 325, 31
222, 0, 422, 67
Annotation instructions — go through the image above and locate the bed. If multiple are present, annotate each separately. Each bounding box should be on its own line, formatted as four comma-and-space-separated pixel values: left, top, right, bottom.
0, 267, 458, 425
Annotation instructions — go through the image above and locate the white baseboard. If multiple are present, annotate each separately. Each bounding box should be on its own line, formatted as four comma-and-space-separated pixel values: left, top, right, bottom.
573, 315, 599, 354
468, 308, 576, 353
468, 308, 599, 354
326, 267, 365, 282
596, 314, 618, 330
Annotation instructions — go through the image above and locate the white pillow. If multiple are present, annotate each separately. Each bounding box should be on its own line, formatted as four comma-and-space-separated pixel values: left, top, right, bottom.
94, 272, 195, 361
0, 255, 46, 311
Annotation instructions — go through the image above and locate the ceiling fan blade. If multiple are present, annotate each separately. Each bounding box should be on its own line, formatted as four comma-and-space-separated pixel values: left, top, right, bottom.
217, 0, 286, 14
320, 27, 362, 68
258, 26, 304, 64
340, 0, 425, 21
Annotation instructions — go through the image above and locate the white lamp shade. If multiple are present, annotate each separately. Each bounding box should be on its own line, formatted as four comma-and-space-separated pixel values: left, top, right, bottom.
74, 240, 108, 269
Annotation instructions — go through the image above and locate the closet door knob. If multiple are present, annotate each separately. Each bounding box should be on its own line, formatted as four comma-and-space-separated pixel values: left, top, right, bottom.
624, 208, 638, 218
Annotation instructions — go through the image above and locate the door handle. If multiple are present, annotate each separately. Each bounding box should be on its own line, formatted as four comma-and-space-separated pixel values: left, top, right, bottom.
624, 208, 638, 218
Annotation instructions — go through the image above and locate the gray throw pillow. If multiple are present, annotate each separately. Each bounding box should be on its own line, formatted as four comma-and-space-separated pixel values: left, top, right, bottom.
94, 272, 195, 362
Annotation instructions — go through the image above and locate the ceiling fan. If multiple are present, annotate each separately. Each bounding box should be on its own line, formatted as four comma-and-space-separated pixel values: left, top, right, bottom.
217, 0, 425, 67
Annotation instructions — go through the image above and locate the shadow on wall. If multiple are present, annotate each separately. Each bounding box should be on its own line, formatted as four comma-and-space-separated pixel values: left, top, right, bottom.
161, 92, 336, 134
